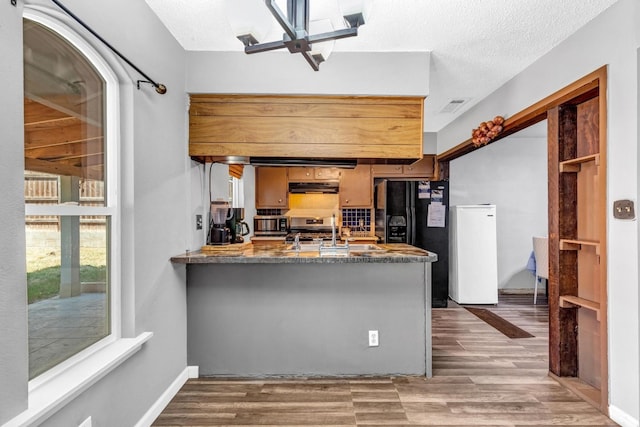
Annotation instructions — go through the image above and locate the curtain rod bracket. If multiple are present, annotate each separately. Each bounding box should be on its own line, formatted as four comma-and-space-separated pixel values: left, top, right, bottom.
137, 80, 167, 94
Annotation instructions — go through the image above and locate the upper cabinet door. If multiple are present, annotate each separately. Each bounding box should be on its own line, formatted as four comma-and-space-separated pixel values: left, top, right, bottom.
339, 165, 372, 208
314, 168, 341, 180
256, 167, 288, 208
288, 167, 315, 181
288, 167, 341, 181
403, 156, 435, 177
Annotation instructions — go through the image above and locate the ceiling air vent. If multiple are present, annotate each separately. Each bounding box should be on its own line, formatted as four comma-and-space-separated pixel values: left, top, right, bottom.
440, 98, 471, 114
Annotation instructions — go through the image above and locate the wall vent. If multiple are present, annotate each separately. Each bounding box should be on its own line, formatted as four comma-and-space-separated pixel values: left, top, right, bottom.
440, 98, 471, 113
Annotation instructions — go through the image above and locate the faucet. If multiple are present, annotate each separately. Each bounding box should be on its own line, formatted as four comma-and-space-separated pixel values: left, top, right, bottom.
331, 213, 337, 247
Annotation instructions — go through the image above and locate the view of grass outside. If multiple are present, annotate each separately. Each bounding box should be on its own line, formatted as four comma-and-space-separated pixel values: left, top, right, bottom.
26, 246, 107, 303
26, 221, 108, 304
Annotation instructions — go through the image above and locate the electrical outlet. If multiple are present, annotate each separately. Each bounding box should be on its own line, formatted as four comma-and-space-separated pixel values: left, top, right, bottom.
196, 214, 203, 230
613, 199, 635, 220
368, 330, 379, 347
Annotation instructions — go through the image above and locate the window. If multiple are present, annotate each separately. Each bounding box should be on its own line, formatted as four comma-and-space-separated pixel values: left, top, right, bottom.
23, 18, 119, 380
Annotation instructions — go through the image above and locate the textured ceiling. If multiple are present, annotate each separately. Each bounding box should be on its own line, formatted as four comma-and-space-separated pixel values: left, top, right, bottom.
145, 0, 618, 132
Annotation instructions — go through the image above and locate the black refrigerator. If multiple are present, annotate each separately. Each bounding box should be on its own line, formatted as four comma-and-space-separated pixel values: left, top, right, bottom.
374, 180, 449, 308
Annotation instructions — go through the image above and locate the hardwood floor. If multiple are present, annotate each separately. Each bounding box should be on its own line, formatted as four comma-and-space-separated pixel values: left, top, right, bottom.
153, 295, 617, 426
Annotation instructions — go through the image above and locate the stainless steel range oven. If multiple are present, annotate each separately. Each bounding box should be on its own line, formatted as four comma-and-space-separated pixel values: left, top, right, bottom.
285, 216, 336, 242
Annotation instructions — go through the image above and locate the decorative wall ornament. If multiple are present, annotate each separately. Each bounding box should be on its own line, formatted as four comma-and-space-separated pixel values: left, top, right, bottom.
471, 116, 505, 147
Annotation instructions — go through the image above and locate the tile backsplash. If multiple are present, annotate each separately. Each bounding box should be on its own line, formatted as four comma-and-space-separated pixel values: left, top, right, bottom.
341, 209, 371, 235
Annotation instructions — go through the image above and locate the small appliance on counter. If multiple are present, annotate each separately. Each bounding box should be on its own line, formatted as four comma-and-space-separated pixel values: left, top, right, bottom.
253, 215, 289, 236
208, 201, 233, 245
227, 208, 250, 243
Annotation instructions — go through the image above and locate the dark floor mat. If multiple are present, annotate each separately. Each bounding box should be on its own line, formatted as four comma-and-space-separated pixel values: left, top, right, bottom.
465, 307, 535, 338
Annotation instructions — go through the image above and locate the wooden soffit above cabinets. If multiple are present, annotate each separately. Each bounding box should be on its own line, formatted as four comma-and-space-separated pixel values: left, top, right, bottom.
188, 94, 424, 164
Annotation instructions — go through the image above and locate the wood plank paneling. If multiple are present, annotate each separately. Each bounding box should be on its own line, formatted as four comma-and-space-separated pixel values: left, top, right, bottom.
576, 97, 600, 158
188, 95, 424, 161
190, 117, 422, 145
189, 142, 422, 159
190, 102, 422, 119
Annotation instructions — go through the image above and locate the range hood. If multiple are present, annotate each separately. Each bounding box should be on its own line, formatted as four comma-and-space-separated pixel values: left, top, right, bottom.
288, 182, 340, 194
249, 157, 357, 168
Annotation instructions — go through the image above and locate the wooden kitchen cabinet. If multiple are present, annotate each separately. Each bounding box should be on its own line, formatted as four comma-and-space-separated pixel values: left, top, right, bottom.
371, 155, 436, 179
288, 167, 340, 181
370, 164, 404, 176
255, 167, 288, 208
403, 155, 436, 177
339, 165, 372, 208
189, 95, 424, 162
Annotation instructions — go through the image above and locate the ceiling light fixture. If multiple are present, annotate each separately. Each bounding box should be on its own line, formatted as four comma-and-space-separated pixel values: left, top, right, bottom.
228, 0, 369, 71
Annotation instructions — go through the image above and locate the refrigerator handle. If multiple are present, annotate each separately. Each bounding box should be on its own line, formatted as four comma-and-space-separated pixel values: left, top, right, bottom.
409, 182, 417, 246
405, 206, 411, 245
410, 207, 416, 246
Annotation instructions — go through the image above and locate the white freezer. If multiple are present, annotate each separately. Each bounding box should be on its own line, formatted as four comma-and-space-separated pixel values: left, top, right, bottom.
449, 205, 498, 304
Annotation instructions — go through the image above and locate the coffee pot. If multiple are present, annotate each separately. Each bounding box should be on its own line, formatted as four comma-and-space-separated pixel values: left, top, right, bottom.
227, 208, 250, 243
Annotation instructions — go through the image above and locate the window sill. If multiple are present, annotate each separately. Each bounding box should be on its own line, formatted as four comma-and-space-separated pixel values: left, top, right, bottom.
3, 332, 153, 427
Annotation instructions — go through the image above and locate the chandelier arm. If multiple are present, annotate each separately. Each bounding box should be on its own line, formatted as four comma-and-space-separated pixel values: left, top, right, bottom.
308, 28, 359, 44
265, 0, 297, 40
245, 39, 287, 54
300, 50, 321, 71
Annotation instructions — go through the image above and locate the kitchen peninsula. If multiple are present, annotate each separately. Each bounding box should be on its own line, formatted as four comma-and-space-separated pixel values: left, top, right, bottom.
171, 244, 436, 378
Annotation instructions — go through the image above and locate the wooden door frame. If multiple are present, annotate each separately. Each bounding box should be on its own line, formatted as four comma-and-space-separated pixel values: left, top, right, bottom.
437, 66, 608, 413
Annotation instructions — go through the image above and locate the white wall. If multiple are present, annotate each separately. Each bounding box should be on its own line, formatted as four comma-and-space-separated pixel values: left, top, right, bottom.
1, 1, 191, 425
186, 51, 430, 96
438, 0, 639, 422
450, 125, 548, 291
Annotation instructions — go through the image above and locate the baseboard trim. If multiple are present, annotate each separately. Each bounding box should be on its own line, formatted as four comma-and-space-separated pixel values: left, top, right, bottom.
187, 365, 199, 379
609, 405, 639, 427
134, 365, 198, 427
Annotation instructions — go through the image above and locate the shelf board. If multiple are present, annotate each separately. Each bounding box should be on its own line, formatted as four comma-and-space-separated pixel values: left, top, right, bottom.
559, 238, 600, 255
559, 295, 601, 321
559, 153, 600, 172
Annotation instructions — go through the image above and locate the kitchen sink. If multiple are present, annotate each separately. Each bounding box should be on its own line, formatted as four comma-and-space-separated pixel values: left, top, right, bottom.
284, 243, 385, 253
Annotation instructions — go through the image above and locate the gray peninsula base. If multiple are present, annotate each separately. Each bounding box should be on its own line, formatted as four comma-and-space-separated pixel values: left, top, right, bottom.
186, 262, 432, 377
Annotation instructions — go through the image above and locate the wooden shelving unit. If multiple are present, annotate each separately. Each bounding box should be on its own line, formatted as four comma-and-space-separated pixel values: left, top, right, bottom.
559, 153, 600, 172
559, 295, 601, 320
559, 239, 600, 254
548, 69, 608, 415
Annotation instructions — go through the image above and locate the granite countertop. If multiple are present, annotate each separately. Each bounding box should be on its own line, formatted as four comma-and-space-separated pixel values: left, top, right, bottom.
171, 243, 437, 264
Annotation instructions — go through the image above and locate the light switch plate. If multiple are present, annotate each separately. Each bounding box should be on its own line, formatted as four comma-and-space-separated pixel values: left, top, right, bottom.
613, 199, 635, 220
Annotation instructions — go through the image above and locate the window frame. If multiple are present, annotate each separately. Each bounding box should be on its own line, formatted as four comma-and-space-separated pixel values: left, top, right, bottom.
23, 8, 122, 389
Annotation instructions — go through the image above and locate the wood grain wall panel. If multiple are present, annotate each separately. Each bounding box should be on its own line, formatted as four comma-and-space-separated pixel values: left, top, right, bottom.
190, 117, 422, 145
576, 97, 599, 158
188, 95, 424, 161
189, 143, 422, 159
190, 102, 422, 119
190, 94, 423, 105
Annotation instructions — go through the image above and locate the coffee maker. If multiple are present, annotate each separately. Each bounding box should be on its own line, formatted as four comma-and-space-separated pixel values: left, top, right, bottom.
227, 208, 250, 243
208, 201, 233, 245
